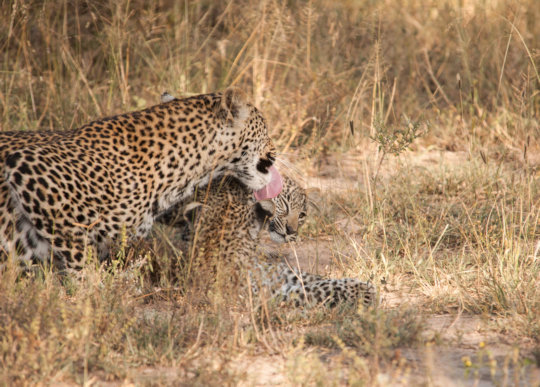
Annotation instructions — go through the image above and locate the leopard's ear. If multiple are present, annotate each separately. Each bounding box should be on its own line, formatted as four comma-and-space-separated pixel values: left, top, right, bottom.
254, 199, 275, 223
160, 91, 176, 103
216, 88, 247, 122
305, 187, 321, 212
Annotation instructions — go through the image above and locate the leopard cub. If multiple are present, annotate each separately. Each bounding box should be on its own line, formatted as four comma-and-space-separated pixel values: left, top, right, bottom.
178, 175, 376, 308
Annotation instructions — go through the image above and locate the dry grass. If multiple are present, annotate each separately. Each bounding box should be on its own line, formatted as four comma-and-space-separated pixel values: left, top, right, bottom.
1, 0, 539, 385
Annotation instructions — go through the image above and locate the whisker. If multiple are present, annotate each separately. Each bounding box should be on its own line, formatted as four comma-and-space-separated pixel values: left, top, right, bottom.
274, 159, 307, 185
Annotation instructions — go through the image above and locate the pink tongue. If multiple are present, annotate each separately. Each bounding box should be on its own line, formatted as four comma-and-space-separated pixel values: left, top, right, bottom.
254, 165, 283, 200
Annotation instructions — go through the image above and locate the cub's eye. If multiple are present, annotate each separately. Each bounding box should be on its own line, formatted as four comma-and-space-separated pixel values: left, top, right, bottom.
299, 212, 306, 219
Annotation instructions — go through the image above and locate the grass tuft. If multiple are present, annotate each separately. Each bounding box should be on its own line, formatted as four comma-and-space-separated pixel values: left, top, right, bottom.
1, 0, 538, 384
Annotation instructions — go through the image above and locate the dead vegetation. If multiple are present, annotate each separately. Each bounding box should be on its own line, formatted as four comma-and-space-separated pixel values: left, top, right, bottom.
0, 0, 539, 385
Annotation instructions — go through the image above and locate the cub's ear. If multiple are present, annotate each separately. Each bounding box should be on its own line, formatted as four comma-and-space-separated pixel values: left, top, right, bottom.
216, 88, 247, 122
254, 199, 275, 223
183, 202, 206, 227
160, 91, 176, 103
305, 187, 321, 212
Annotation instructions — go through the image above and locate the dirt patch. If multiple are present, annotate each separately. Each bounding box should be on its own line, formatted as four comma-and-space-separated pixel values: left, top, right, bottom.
263, 237, 361, 275
234, 355, 286, 386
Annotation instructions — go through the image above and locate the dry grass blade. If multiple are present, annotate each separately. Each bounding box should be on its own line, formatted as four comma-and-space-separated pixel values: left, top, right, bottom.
0, 0, 539, 385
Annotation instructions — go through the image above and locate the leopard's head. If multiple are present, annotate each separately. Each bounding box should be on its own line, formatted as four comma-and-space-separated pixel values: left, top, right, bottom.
255, 176, 320, 243
214, 89, 282, 199
162, 89, 282, 200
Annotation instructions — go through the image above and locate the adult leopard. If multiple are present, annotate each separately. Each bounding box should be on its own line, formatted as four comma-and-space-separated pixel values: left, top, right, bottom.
0, 89, 283, 270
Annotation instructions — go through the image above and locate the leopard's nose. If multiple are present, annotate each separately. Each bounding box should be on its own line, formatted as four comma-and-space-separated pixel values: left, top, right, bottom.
286, 225, 296, 235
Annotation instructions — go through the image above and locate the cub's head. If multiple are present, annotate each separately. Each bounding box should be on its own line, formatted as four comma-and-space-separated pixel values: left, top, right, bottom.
177, 176, 318, 244
255, 176, 319, 243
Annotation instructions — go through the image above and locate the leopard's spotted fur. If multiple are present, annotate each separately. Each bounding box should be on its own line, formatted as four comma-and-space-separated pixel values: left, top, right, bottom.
182, 176, 376, 307
0, 89, 279, 270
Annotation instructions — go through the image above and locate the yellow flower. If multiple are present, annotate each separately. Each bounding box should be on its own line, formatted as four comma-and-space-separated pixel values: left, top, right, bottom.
462, 356, 472, 367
